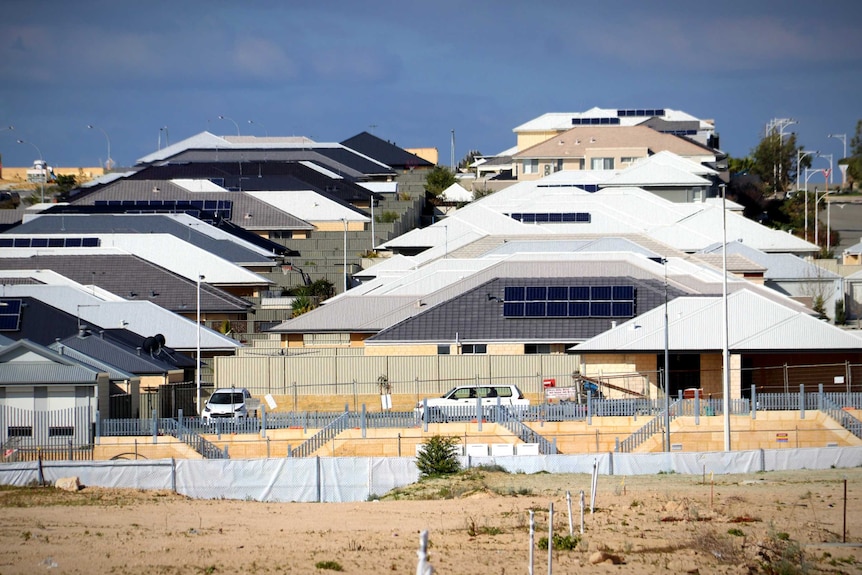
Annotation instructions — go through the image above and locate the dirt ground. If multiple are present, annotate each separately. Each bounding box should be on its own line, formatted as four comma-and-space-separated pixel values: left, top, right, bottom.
1, 468, 861, 574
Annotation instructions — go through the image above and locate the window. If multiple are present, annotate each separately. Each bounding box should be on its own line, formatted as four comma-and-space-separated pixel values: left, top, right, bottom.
461, 344, 487, 354
619, 157, 637, 165
49, 426, 74, 437
523, 159, 539, 174
525, 344, 551, 354
437, 344, 450, 355
590, 157, 614, 170
8, 426, 32, 437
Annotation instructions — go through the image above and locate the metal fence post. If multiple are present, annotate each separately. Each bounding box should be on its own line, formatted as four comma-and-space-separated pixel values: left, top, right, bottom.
751, 385, 757, 420
476, 394, 482, 432
152, 409, 158, 444
694, 389, 700, 426
818, 383, 824, 412
587, 390, 592, 425
171, 457, 177, 493
95, 410, 101, 446
361, 404, 367, 439
422, 398, 428, 432
261, 404, 267, 439
800, 384, 805, 419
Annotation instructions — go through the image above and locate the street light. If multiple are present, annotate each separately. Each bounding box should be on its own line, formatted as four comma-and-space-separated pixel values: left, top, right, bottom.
218, 115, 240, 136
158, 126, 169, 150
767, 118, 796, 194
796, 149, 818, 192
663, 257, 670, 452
16, 139, 45, 203
720, 183, 731, 452
803, 167, 825, 241
86, 124, 113, 170
247, 119, 268, 137
196, 274, 205, 415
814, 180, 831, 252
827, 134, 847, 188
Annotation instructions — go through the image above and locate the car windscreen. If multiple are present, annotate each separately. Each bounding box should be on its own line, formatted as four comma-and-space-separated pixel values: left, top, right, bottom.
209, 393, 245, 405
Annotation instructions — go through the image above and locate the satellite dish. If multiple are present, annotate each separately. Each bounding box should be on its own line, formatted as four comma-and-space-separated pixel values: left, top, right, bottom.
142, 337, 157, 354
154, 334, 166, 347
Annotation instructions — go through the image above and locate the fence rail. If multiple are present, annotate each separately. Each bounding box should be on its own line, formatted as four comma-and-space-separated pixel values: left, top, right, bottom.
288, 411, 350, 458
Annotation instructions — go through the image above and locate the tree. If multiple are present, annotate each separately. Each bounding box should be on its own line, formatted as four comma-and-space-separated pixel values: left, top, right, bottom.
846, 119, 862, 186
835, 299, 846, 325
728, 155, 755, 176
458, 149, 482, 170
749, 131, 805, 196
424, 165, 456, 197
415, 435, 461, 477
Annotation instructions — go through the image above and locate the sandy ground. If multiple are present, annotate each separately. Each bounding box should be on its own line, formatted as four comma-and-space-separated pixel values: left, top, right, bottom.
1, 468, 861, 574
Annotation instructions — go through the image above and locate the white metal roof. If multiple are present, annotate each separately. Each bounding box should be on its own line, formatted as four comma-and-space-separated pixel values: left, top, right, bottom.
246, 191, 369, 223
572, 289, 856, 353
514, 108, 712, 132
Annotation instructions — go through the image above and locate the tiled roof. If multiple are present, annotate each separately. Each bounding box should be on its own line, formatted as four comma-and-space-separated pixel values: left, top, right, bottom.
513, 125, 714, 160
340, 132, 434, 169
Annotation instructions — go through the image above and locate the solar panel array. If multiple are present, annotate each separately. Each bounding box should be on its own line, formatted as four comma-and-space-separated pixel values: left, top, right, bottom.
0, 299, 22, 331
509, 212, 591, 223
502, 285, 636, 318
0, 237, 100, 248
571, 117, 621, 125
616, 109, 666, 117
94, 199, 233, 222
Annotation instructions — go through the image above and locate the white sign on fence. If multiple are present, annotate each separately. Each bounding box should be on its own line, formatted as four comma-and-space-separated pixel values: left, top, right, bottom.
545, 387, 579, 400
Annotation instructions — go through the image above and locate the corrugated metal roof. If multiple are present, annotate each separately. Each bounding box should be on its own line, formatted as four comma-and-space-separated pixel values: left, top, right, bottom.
246, 190, 369, 223
573, 290, 861, 353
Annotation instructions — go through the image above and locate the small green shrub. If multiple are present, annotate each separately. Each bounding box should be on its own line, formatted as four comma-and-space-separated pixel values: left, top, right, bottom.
727, 528, 745, 537
315, 560, 343, 571
375, 211, 399, 223
416, 435, 461, 477
537, 533, 580, 550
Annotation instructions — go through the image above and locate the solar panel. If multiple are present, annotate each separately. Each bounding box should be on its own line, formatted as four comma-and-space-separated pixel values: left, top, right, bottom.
0, 238, 12, 247
526, 287, 546, 301
613, 286, 634, 299
592, 286, 612, 300
503, 302, 524, 317
81, 238, 100, 247
570, 286, 590, 300
613, 302, 634, 316
65, 238, 82, 247
31, 238, 48, 247
548, 286, 568, 300
591, 302, 612, 316
48, 238, 64, 247
0, 299, 23, 331
525, 302, 546, 316
13, 238, 29, 247
569, 302, 590, 317
505, 287, 525, 301
547, 302, 567, 316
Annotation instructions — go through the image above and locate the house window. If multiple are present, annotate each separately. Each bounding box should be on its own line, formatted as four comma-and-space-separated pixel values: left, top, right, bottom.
8, 426, 32, 437
590, 157, 614, 170
437, 345, 450, 355
619, 157, 637, 165
49, 426, 74, 437
525, 344, 551, 354
461, 344, 487, 354
523, 159, 539, 174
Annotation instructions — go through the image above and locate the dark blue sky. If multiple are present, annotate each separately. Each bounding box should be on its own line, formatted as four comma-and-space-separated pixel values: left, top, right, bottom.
1, 0, 860, 169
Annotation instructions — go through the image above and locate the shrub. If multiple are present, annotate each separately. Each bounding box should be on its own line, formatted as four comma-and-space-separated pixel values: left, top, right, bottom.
416, 435, 460, 477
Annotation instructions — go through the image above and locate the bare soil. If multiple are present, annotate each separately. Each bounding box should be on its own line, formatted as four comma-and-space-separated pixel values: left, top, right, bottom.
1, 468, 861, 574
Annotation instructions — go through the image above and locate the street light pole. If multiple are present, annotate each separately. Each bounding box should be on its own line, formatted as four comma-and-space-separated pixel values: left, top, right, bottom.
86, 124, 113, 170
828, 134, 847, 188
158, 126, 169, 150
796, 149, 818, 193
720, 183, 731, 452
218, 115, 240, 136
196, 274, 205, 415
247, 119, 268, 137
16, 139, 45, 203
803, 168, 824, 242
663, 257, 670, 452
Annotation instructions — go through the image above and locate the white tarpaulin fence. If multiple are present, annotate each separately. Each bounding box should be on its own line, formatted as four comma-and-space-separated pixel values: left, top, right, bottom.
1, 447, 860, 503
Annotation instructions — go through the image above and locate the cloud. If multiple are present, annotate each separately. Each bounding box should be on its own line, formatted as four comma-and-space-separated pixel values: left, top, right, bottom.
232, 37, 299, 79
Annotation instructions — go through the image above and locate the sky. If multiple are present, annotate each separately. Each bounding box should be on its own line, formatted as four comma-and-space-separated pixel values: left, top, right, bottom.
1, 0, 861, 170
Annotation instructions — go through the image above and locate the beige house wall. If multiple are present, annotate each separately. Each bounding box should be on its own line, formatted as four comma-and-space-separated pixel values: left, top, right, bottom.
516, 131, 561, 152
314, 220, 365, 232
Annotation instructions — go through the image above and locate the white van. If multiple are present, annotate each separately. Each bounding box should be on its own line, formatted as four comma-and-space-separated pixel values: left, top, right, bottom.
415, 384, 529, 420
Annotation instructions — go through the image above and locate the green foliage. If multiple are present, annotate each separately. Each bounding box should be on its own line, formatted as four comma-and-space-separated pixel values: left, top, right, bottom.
750, 132, 802, 195
727, 527, 745, 537
290, 295, 315, 318
424, 165, 457, 197
314, 560, 343, 571
537, 533, 580, 550
847, 119, 862, 185
472, 187, 496, 201
812, 295, 829, 321
835, 299, 846, 325
374, 210, 399, 223
728, 155, 755, 176
416, 435, 461, 477
458, 149, 482, 170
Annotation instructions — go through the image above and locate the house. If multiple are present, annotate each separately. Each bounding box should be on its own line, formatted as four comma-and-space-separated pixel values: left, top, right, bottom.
0, 339, 109, 452
572, 289, 862, 399
512, 125, 719, 181
340, 132, 434, 173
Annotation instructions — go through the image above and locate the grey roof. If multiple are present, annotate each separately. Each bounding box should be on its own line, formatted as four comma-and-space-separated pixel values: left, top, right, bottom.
66, 180, 314, 232
47, 341, 138, 381
699, 241, 840, 280
0, 339, 104, 384
0, 254, 251, 314
366, 275, 686, 345
10, 213, 280, 264
56, 331, 182, 375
